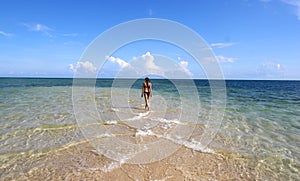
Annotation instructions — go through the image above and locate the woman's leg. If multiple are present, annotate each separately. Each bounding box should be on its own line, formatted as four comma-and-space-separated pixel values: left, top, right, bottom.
144, 92, 149, 110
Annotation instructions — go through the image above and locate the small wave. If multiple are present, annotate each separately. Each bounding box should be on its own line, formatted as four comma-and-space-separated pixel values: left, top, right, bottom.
111, 108, 119, 112
150, 117, 185, 130
103, 120, 118, 125
153, 117, 183, 125
165, 135, 213, 153
126, 111, 150, 121
100, 159, 126, 172
135, 129, 154, 136
95, 133, 115, 138
138, 111, 150, 117
89, 150, 128, 172
133, 127, 213, 153
77, 161, 123, 172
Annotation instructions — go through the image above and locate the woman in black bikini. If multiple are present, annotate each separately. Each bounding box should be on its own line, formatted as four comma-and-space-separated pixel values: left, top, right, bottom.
141, 77, 152, 110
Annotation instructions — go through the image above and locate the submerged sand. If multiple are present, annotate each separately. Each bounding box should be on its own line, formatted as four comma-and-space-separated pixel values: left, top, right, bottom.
1, 122, 298, 180
2, 138, 294, 181
1, 120, 298, 181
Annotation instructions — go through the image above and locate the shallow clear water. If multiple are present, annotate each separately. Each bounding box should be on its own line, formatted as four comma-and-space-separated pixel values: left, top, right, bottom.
0, 78, 299, 179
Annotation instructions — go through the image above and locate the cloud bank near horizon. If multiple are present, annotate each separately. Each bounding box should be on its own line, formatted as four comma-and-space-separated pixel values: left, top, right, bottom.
69, 52, 194, 78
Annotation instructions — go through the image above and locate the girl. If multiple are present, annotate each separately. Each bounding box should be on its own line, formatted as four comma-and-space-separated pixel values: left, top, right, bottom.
141, 77, 152, 110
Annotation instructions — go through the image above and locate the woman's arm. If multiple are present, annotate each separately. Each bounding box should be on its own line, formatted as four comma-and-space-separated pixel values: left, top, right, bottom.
141, 83, 144, 97
150, 83, 152, 97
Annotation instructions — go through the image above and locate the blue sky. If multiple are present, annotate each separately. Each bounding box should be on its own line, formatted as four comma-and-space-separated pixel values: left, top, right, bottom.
0, 0, 300, 79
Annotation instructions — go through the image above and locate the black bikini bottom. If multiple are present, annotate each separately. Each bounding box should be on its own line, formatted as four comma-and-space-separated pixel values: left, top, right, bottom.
144, 92, 150, 97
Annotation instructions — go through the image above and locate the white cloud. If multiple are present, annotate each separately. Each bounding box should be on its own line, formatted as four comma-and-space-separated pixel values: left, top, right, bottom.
277, 63, 281, 70
210, 42, 236, 48
257, 61, 285, 79
69, 64, 75, 72
69, 61, 97, 73
0, 30, 13, 37
142, 51, 161, 72
106, 56, 130, 68
202, 56, 236, 63
216, 56, 237, 63
281, 0, 300, 20
179, 61, 193, 76
23, 23, 53, 37
136, 52, 193, 78
260, 0, 300, 21
34, 24, 51, 32
179, 60, 188, 67
62, 33, 78, 37
105, 52, 194, 78
202, 57, 213, 63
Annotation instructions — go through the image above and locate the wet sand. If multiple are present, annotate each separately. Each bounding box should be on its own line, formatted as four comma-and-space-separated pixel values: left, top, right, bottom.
1, 137, 288, 181
1, 122, 298, 180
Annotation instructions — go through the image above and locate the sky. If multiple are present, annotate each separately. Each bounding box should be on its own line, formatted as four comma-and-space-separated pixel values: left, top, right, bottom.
0, 0, 300, 80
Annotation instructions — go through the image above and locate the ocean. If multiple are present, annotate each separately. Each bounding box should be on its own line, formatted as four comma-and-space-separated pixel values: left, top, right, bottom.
0, 78, 299, 180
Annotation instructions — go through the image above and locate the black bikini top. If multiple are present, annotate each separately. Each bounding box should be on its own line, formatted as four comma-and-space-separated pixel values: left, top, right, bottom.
144, 81, 150, 89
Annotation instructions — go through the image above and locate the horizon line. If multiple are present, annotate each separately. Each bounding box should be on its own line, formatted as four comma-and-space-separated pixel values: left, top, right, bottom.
0, 76, 299, 81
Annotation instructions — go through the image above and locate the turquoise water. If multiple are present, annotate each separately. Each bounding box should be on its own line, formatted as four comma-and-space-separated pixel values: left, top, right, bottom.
0, 78, 299, 179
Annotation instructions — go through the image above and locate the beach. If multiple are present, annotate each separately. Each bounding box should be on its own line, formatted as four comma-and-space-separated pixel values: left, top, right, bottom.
0, 78, 299, 180
0, 140, 275, 180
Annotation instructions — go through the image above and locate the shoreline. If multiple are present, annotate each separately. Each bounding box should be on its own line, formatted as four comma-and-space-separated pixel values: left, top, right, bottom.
1, 136, 297, 180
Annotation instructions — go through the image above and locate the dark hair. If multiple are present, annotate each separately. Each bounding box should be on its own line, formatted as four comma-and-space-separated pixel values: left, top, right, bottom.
145, 77, 150, 82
